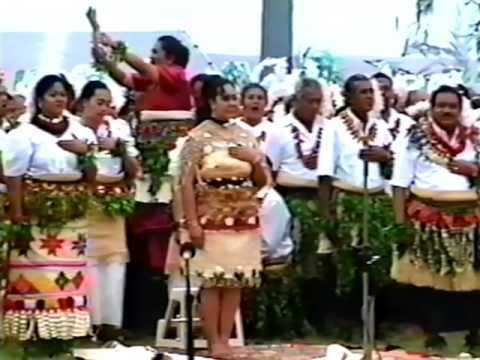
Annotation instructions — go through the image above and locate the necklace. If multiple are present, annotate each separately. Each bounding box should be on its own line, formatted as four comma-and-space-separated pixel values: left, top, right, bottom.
388, 117, 401, 141
340, 110, 377, 145
290, 122, 323, 169
410, 118, 474, 165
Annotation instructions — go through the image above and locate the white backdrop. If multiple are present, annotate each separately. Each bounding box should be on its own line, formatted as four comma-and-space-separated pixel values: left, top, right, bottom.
0, 0, 262, 57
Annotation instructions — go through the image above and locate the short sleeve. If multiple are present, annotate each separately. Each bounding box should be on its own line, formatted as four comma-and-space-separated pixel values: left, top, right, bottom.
131, 73, 153, 92
317, 120, 337, 177
2, 126, 33, 177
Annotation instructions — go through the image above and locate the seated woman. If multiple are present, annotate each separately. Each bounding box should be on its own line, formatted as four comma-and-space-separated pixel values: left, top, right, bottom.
2, 74, 97, 341
179, 76, 267, 357
391, 85, 480, 350
78, 80, 139, 341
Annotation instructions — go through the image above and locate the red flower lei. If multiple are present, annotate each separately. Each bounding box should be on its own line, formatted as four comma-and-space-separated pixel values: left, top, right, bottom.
413, 118, 480, 161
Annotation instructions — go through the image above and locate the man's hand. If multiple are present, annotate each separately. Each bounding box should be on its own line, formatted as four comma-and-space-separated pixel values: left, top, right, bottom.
448, 160, 479, 178
359, 146, 392, 163
302, 154, 317, 170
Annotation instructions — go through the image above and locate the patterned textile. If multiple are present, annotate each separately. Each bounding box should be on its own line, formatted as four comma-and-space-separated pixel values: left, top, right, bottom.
87, 209, 128, 264
134, 111, 195, 201
392, 197, 480, 291
178, 120, 263, 287
3, 181, 90, 341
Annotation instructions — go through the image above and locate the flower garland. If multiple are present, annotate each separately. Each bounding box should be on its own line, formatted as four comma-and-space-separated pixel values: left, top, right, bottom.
340, 111, 377, 145
91, 182, 135, 218
136, 120, 193, 196
23, 180, 90, 233
409, 118, 477, 166
290, 124, 323, 170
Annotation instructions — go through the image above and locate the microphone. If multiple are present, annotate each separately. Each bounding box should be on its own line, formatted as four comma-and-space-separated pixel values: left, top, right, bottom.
180, 242, 196, 260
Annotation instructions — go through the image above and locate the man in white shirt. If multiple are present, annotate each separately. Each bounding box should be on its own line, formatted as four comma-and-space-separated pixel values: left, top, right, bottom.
266, 78, 324, 188
316, 74, 395, 301
318, 74, 393, 200
390, 85, 480, 350
263, 78, 328, 330
372, 73, 415, 152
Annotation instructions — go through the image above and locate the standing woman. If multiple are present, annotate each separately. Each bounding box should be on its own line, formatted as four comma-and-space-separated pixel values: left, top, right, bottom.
78, 80, 139, 340
236, 83, 293, 263
2, 74, 97, 341
179, 76, 267, 357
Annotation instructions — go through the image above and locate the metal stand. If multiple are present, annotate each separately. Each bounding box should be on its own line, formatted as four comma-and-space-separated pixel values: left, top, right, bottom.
361, 160, 376, 360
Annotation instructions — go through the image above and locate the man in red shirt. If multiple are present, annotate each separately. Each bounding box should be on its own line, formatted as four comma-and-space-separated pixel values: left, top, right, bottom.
95, 35, 191, 111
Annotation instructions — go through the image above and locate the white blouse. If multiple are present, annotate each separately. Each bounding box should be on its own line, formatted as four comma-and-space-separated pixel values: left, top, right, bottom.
265, 113, 324, 182
93, 117, 139, 182
317, 109, 392, 190
3, 119, 97, 180
390, 123, 477, 192
234, 118, 284, 167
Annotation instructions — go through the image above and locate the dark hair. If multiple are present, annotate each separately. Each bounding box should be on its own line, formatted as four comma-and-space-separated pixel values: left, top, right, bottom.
79, 80, 110, 101
241, 83, 268, 102
32, 74, 70, 117
405, 90, 424, 108
471, 97, 480, 110
430, 85, 462, 109
372, 72, 393, 87
190, 73, 210, 88
284, 95, 295, 114
456, 84, 471, 100
343, 74, 371, 106
158, 35, 190, 68
195, 75, 234, 123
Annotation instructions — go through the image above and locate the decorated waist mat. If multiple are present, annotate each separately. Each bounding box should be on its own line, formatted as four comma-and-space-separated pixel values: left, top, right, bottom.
136, 118, 194, 152
23, 179, 89, 230
404, 199, 480, 275
91, 181, 135, 217
136, 119, 195, 196
195, 183, 259, 231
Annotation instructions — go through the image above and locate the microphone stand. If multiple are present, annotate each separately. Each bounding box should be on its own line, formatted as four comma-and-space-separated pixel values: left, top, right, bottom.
361, 160, 376, 360
180, 243, 196, 360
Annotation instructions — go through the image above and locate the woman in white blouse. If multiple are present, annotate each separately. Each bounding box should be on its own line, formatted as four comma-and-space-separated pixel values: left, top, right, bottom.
2, 74, 97, 341
391, 85, 480, 350
236, 83, 293, 264
78, 80, 139, 341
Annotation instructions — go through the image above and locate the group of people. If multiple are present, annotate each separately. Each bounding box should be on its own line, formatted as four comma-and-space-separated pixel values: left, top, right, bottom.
1, 28, 480, 358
